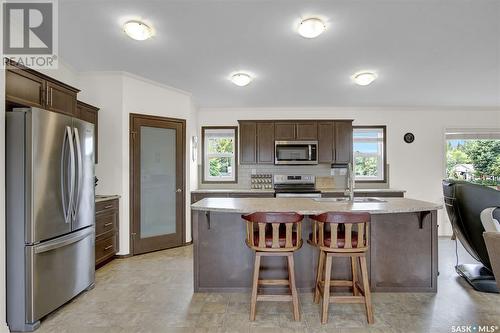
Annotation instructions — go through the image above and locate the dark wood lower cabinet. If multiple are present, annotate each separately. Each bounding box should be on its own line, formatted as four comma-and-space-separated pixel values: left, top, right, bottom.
95, 199, 119, 267
192, 210, 438, 292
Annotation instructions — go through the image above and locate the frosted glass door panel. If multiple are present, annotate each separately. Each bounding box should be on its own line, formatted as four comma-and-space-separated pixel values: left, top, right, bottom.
140, 126, 177, 238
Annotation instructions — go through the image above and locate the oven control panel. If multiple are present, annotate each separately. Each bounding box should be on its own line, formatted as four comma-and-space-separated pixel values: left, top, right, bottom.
251, 174, 273, 189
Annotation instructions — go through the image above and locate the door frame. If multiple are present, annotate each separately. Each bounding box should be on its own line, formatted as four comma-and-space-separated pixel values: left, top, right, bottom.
129, 113, 186, 255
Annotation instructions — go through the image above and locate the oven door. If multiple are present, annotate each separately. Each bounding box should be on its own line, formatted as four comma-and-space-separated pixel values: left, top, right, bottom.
274, 141, 318, 165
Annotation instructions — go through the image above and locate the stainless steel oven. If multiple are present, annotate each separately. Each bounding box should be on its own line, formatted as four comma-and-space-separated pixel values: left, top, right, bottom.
275, 141, 318, 165
273, 174, 321, 198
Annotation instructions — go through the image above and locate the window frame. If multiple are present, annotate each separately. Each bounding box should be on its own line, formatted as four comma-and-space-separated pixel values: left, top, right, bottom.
201, 126, 238, 184
353, 125, 387, 183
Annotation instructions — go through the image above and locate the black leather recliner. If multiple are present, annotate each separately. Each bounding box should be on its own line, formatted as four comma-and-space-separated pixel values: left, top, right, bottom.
443, 179, 500, 293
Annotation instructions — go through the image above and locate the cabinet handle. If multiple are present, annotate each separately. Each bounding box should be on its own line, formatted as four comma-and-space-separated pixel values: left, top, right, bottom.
46, 88, 49, 106
40, 86, 44, 104
104, 245, 113, 250
50, 89, 53, 106
104, 205, 113, 209
104, 222, 113, 227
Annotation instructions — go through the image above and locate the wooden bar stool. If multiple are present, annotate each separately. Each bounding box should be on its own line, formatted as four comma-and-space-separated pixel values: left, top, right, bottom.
309, 212, 373, 324
242, 212, 304, 321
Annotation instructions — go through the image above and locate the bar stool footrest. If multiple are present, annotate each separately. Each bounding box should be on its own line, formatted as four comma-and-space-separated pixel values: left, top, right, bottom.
258, 279, 290, 286
257, 294, 293, 302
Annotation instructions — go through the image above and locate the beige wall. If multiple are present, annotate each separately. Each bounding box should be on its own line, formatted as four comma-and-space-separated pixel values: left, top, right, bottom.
198, 107, 500, 236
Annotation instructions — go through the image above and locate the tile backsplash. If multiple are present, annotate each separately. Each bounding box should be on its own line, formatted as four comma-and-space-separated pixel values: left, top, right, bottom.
198, 164, 390, 189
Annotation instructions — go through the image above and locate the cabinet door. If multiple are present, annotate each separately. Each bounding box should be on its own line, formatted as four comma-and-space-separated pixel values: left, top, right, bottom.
274, 122, 295, 140
257, 122, 275, 164
334, 121, 353, 163
239, 121, 257, 164
6, 69, 45, 108
296, 121, 317, 140
46, 81, 77, 116
318, 122, 334, 163
77, 102, 99, 163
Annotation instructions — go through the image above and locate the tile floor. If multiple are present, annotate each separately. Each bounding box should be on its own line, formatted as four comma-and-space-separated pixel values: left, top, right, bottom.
35, 238, 500, 333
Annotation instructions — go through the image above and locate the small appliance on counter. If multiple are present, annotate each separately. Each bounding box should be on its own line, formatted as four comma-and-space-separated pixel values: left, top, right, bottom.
273, 174, 321, 198
251, 173, 273, 189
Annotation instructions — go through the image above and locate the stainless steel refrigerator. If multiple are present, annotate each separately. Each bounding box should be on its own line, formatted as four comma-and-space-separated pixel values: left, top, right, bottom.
6, 107, 95, 331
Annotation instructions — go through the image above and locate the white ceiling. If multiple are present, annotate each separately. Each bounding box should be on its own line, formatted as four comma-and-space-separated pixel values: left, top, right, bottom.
59, 0, 500, 108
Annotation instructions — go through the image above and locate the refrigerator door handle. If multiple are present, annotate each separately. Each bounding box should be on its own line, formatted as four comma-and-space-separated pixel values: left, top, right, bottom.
67, 126, 76, 224
72, 127, 83, 221
60, 126, 75, 224
34, 227, 94, 254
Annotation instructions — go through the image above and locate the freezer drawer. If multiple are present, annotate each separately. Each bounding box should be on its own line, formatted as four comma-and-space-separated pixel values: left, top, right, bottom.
26, 227, 95, 323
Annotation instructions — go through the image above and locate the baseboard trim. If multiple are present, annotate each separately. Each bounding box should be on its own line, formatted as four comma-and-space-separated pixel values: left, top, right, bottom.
0, 322, 10, 333
114, 254, 132, 259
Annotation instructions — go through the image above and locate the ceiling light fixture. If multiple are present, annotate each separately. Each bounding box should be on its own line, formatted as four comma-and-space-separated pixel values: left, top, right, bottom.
230, 72, 253, 87
353, 72, 377, 86
297, 18, 326, 38
123, 20, 153, 41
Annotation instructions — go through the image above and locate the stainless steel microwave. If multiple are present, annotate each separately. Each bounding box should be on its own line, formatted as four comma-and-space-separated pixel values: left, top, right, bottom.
274, 141, 318, 165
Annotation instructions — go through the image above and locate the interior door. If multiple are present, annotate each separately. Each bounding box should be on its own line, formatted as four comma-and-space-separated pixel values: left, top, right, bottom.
130, 114, 185, 255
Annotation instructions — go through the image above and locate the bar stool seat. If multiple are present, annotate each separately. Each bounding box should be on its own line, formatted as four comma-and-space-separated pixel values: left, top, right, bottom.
309, 231, 359, 248
242, 212, 304, 321
252, 227, 299, 247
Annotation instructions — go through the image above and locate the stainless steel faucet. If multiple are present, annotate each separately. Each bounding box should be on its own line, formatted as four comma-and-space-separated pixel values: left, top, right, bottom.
345, 162, 355, 201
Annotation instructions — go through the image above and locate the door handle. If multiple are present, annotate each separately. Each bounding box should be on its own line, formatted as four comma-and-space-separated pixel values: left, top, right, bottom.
176, 189, 182, 193
72, 127, 83, 221
61, 126, 75, 224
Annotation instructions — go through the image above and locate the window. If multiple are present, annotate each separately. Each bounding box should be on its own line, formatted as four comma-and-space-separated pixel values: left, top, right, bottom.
353, 126, 386, 182
202, 127, 238, 183
445, 129, 500, 186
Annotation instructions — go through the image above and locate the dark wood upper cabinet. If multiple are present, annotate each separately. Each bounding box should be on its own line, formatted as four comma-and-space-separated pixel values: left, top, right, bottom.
6, 69, 45, 108
334, 121, 353, 163
238, 119, 351, 165
45, 81, 77, 116
239, 121, 257, 164
257, 122, 275, 164
77, 101, 99, 163
5, 61, 79, 116
296, 121, 317, 140
274, 122, 295, 140
318, 122, 334, 163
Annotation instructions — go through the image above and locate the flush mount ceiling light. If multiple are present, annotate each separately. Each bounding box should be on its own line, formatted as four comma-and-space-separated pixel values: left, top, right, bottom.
297, 18, 326, 38
353, 72, 377, 86
123, 20, 153, 41
230, 72, 253, 87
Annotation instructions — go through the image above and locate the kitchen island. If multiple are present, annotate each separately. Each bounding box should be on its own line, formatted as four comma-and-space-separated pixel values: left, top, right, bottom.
191, 197, 442, 293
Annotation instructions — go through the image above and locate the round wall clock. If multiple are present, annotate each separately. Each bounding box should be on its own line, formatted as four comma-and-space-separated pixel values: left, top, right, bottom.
404, 132, 415, 143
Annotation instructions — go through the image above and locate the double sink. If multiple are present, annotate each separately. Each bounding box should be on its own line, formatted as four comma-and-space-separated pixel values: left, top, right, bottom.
313, 197, 387, 203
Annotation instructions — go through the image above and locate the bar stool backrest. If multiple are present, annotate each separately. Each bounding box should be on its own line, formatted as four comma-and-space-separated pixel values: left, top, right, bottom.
310, 212, 371, 252
242, 212, 304, 252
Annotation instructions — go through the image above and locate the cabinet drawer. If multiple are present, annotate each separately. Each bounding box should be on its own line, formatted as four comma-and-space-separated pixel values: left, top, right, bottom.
96, 212, 117, 237
95, 235, 117, 265
96, 199, 118, 214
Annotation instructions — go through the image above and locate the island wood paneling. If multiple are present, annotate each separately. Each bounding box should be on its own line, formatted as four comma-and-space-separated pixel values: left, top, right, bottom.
192, 209, 437, 293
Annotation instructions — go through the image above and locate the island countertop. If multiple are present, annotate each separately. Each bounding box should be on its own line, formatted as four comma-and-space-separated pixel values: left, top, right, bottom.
191, 197, 442, 215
